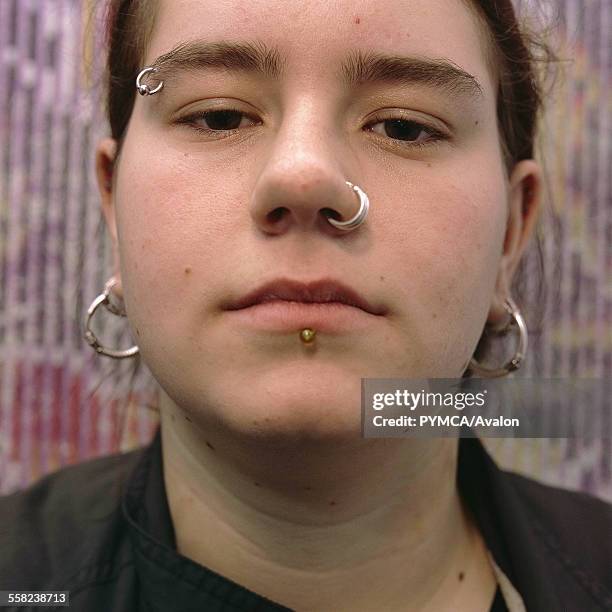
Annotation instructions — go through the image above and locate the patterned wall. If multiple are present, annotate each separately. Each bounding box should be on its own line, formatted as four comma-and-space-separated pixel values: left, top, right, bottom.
0, 0, 610, 500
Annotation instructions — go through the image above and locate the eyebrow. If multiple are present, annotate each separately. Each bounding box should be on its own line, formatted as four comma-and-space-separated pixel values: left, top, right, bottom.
149, 39, 483, 99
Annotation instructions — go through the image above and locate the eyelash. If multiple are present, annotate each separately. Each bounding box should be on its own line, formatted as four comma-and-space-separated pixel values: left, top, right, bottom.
175, 107, 448, 149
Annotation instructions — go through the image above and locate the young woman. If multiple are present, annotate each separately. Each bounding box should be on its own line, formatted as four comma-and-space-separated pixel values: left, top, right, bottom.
1, 1, 610, 610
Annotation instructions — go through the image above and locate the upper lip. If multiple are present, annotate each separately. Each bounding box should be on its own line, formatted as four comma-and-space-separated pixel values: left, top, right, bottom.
224, 278, 387, 316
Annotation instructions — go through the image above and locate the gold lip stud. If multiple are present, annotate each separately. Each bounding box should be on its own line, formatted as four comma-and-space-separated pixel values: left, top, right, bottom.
299, 328, 316, 344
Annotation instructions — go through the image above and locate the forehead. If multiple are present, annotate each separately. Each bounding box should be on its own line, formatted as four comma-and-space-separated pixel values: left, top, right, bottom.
146, 0, 494, 96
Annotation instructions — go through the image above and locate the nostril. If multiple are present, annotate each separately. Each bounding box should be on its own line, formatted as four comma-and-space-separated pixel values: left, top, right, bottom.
267, 207, 287, 223
321, 208, 341, 221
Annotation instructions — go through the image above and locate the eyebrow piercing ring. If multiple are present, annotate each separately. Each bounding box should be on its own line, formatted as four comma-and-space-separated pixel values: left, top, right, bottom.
136, 67, 164, 96
327, 181, 370, 231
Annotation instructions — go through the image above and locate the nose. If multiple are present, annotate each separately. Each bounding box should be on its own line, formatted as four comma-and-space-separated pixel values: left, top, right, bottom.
249, 115, 365, 236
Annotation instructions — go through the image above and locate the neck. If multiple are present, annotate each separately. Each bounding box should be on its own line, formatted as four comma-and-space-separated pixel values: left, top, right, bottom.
159, 398, 497, 611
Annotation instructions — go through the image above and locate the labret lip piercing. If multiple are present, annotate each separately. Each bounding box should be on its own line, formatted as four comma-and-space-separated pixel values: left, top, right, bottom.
299, 328, 316, 344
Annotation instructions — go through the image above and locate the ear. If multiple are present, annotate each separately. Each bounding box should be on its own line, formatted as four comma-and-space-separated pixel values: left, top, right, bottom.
95, 137, 124, 300
487, 159, 542, 328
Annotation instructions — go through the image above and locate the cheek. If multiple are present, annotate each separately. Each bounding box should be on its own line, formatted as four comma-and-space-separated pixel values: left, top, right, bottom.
113, 148, 240, 337
430, 184, 504, 313
380, 168, 507, 360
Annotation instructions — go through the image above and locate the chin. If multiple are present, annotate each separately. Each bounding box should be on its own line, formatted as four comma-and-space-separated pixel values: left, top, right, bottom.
191, 375, 364, 447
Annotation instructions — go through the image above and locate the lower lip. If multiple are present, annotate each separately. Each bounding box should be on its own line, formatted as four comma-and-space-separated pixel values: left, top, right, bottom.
225, 300, 381, 333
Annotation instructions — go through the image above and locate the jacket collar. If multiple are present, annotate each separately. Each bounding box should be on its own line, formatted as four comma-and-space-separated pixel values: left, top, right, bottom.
122, 428, 290, 611
458, 436, 563, 610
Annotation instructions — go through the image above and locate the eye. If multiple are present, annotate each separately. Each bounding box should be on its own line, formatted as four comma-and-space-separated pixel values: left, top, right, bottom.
176, 108, 260, 136
365, 115, 447, 148
176, 106, 448, 148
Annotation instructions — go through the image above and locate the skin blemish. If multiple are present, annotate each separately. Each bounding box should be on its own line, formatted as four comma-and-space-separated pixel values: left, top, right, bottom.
304, 486, 312, 490
136, 327, 140, 336
432, 312, 437, 319
475, 121, 479, 125
184, 266, 192, 275
254, 482, 261, 487
185, 416, 193, 423
458, 571, 465, 581
379, 275, 385, 281
329, 500, 337, 506
206, 440, 215, 451
354, 16, 361, 24
426, 163, 432, 168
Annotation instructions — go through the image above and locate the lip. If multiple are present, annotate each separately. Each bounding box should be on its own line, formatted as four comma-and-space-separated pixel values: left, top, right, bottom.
222, 277, 387, 333
224, 278, 386, 314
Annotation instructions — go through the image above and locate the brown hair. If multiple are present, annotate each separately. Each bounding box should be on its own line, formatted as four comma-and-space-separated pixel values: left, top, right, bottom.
102, 0, 159, 162
97, 0, 558, 371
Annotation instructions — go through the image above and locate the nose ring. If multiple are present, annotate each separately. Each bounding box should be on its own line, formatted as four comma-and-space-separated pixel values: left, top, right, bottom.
326, 181, 369, 231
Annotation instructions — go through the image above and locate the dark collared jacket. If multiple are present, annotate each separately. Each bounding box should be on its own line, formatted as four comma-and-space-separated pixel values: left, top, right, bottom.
0, 430, 610, 611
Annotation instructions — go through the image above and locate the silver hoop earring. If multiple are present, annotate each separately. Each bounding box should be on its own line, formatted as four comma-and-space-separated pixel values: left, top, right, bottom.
84, 278, 139, 359
468, 297, 528, 378
136, 67, 164, 96
326, 181, 369, 231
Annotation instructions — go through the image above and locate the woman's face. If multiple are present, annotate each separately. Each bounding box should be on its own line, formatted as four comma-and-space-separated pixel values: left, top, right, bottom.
97, 0, 538, 438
